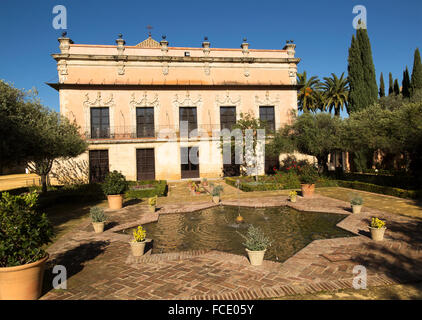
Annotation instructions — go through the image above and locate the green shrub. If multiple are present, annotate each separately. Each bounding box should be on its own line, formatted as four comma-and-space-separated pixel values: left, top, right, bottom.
211, 185, 224, 197
298, 164, 319, 184
277, 171, 301, 189
90, 207, 107, 222
0, 192, 54, 267
102, 171, 128, 195
238, 225, 272, 251
350, 195, 364, 206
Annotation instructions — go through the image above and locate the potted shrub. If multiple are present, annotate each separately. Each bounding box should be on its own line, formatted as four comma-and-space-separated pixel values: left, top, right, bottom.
90, 207, 107, 233
102, 171, 128, 210
298, 164, 319, 198
350, 195, 364, 214
0, 191, 53, 300
369, 217, 387, 241
148, 196, 157, 213
238, 225, 272, 266
211, 185, 224, 204
289, 190, 297, 203
130, 226, 147, 256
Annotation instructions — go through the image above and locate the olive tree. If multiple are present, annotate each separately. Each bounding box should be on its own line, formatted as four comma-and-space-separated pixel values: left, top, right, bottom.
269, 112, 343, 174
27, 110, 87, 193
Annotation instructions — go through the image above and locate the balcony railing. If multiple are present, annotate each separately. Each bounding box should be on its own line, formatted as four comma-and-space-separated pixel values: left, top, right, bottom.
83, 123, 280, 141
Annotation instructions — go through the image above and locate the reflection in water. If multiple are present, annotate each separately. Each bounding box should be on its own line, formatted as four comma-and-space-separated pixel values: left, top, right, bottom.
121, 206, 354, 262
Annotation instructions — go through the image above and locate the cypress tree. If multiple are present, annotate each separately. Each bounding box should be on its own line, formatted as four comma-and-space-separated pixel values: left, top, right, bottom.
394, 79, 400, 95
402, 67, 411, 98
347, 35, 364, 113
410, 48, 422, 97
347, 28, 378, 112
379, 72, 385, 98
388, 72, 394, 96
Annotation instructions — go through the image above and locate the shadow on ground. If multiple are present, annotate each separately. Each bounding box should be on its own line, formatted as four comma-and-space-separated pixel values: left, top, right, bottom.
42, 241, 110, 295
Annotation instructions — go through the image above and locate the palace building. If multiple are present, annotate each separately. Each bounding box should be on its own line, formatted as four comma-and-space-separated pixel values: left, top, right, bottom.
48, 33, 300, 182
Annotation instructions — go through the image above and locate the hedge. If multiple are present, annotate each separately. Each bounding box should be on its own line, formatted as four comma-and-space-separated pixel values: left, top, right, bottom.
336, 180, 422, 200
125, 180, 168, 199
337, 172, 416, 190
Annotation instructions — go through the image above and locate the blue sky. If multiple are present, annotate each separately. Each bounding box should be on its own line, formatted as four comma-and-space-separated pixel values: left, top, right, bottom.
0, 0, 421, 116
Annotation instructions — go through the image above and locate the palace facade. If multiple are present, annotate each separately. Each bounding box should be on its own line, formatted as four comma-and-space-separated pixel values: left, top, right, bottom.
48, 33, 300, 182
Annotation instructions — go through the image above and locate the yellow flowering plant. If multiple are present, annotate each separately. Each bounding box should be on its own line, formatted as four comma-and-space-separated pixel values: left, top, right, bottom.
132, 226, 146, 242
370, 217, 386, 229
289, 191, 297, 198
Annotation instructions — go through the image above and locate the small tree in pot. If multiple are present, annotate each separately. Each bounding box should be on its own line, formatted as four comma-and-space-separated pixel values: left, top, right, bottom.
350, 195, 364, 214
101, 171, 128, 210
130, 226, 147, 257
148, 196, 157, 213
369, 217, 387, 241
0, 191, 53, 300
238, 225, 272, 266
90, 207, 107, 233
298, 164, 319, 198
211, 185, 224, 204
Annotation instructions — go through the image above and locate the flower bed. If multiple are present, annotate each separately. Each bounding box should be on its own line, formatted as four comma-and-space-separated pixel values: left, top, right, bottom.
125, 180, 168, 199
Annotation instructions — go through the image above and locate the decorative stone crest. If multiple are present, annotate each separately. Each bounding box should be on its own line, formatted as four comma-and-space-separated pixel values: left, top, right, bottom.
130, 92, 160, 135
83, 92, 115, 135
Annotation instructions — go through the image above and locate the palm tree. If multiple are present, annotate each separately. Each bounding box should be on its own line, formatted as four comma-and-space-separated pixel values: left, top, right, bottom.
297, 71, 321, 113
321, 72, 349, 116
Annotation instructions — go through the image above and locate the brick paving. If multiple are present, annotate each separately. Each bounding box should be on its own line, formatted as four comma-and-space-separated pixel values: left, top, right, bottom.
40, 191, 422, 300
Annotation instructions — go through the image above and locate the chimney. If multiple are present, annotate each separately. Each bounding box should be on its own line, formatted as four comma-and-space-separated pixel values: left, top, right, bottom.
116, 34, 126, 55
58, 31, 72, 54
283, 40, 296, 58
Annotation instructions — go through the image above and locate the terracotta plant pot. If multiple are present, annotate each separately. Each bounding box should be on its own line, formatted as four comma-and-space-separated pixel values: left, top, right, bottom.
0, 254, 49, 300
149, 205, 156, 213
369, 227, 386, 241
301, 184, 315, 198
212, 196, 220, 204
245, 249, 266, 266
352, 205, 362, 214
130, 241, 146, 257
92, 222, 105, 233
107, 194, 123, 210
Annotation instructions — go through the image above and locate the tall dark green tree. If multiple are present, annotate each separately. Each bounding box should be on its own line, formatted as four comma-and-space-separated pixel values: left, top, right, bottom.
379, 72, 385, 98
410, 48, 422, 97
393, 79, 400, 96
388, 73, 394, 96
347, 28, 378, 112
402, 67, 411, 98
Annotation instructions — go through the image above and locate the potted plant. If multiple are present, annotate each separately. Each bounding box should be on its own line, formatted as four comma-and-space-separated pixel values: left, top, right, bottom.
238, 225, 272, 266
148, 196, 157, 213
102, 170, 128, 210
289, 190, 297, 203
130, 226, 147, 256
350, 195, 364, 214
369, 217, 387, 241
0, 191, 53, 300
90, 207, 107, 233
211, 185, 224, 204
298, 164, 319, 198
202, 178, 208, 187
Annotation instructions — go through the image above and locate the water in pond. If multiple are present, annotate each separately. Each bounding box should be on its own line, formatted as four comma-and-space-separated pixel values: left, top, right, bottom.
120, 206, 354, 262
